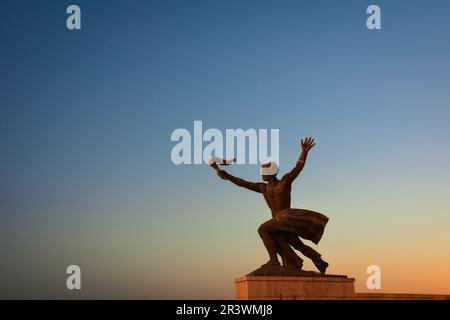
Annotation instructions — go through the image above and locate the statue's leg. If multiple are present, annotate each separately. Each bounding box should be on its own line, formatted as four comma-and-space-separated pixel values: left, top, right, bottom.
258, 219, 303, 269
274, 234, 303, 269
257, 219, 281, 266
286, 234, 329, 274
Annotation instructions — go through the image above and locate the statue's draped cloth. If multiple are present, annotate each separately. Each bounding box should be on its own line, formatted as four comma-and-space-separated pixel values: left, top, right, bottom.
274, 209, 328, 245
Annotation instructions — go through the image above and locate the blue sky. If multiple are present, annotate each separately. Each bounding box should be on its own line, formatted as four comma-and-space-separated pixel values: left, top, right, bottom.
1, 0, 449, 298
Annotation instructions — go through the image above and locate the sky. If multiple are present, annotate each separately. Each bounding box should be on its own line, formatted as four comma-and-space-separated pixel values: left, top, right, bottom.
0, 0, 449, 298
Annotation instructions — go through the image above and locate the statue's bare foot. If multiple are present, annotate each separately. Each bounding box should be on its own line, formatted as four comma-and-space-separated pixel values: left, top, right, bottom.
261, 259, 281, 267
313, 257, 329, 274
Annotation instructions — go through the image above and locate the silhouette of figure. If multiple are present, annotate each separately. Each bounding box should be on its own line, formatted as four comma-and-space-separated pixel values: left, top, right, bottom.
210, 138, 329, 274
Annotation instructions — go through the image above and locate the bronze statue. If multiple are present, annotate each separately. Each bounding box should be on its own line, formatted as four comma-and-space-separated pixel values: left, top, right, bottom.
210, 137, 329, 274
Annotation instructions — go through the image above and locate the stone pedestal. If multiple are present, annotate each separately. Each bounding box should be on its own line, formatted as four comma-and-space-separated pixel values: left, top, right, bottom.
235, 275, 355, 300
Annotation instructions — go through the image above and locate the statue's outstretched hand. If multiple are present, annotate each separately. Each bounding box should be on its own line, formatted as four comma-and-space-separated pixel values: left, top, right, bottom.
301, 137, 316, 152
217, 169, 228, 180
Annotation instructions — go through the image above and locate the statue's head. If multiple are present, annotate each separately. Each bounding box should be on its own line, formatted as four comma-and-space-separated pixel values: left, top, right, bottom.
260, 162, 279, 181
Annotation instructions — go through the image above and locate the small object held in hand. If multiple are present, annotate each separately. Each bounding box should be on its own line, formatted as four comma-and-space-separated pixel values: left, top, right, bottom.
209, 157, 236, 166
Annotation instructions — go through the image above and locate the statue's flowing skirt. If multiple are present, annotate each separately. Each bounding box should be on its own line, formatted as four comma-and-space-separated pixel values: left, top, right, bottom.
274, 208, 329, 244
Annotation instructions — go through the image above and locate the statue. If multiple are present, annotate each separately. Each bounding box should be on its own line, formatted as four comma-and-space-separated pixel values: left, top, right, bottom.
210, 137, 329, 275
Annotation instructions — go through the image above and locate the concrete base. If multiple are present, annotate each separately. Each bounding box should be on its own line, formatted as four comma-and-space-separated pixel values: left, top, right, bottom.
235, 275, 355, 300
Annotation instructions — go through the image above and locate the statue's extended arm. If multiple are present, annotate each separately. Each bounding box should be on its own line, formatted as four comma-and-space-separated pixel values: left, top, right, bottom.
282, 137, 315, 184
215, 169, 263, 193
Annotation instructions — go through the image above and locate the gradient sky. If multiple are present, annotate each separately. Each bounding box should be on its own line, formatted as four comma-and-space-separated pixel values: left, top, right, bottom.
1, 0, 449, 298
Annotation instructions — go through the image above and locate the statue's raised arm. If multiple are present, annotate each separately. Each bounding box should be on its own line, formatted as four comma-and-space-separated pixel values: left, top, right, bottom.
282, 137, 315, 184
209, 158, 263, 193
